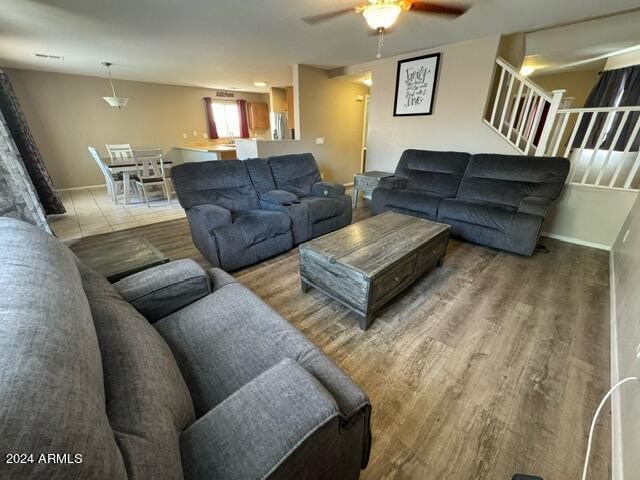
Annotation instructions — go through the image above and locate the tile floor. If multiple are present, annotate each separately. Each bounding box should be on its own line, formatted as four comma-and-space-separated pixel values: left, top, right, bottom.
49, 186, 186, 241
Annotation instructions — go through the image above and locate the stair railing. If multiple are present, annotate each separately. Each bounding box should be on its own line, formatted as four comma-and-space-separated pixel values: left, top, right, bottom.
486, 57, 565, 157
485, 57, 640, 192
543, 106, 640, 190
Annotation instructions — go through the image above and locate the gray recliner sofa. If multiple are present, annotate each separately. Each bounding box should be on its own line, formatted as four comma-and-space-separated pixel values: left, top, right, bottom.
0, 218, 372, 480
171, 160, 294, 271
172, 154, 351, 270
372, 149, 570, 256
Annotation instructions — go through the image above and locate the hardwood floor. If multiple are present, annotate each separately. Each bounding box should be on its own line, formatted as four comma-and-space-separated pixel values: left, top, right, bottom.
68, 203, 611, 479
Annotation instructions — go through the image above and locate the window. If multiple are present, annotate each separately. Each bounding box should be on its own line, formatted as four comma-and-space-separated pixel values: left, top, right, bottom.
211, 102, 240, 139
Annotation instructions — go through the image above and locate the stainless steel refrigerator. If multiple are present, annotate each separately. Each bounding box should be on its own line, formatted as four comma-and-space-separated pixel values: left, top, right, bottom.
270, 112, 291, 140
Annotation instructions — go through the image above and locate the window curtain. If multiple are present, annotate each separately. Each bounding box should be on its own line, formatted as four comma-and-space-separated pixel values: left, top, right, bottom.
237, 99, 250, 139
0, 69, 64, 215
574, 65, 640, 151
203, 97, 219, 139
0, 108, 50, 231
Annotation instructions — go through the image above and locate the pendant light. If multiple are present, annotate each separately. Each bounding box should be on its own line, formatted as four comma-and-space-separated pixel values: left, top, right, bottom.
101, 62, 129, 109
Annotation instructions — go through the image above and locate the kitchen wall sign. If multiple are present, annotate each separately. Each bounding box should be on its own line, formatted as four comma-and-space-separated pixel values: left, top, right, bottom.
393, 53, 441, 116
216, 90, 235, 98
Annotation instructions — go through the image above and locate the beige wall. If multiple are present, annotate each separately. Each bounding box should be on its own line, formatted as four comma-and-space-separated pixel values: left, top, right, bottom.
346, 35, 518, 174
250, 65, 369, 185
611, 193, 640, 479
5, 68, 269, 189
543, 185, 637, 248
531, 69, 600, 108
498, 33, 526, 69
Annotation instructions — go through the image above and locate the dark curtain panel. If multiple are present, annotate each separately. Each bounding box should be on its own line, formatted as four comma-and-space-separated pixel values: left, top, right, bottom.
203, 97, 219, 139
237, 99, 250, 138
0, 70, 64, 214
574, 65, 640, 151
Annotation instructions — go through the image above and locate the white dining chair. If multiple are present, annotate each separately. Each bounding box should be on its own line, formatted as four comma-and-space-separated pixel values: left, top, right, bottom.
88, 146, 124, 203
132, 149, 172, 206
106, 143, 134, 165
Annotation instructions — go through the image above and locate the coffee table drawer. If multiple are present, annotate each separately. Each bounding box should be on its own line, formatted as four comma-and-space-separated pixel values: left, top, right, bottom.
371, 253, 416, 309
416, 233, 449, 273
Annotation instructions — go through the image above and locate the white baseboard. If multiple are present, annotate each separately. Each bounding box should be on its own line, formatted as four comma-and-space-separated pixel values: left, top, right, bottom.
540, 232, 611, 251
610, 251, 623, 480
56, 183, 106, 192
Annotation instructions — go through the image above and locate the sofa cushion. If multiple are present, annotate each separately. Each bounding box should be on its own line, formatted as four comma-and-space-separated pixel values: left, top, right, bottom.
438, 198, 517, 233
268, 153, 322, 197
172, 160, 260, 212
260, 189, 299, 205
155, 282, 369, 419
377, 188, 442, 219
300, 196, 345, 223
457, 154, 570, 208
395, 149, 470, 197
78, 262, 195, 480
245, 157, 277, 195
0, 218, 126, 480
214, 209, 291, 247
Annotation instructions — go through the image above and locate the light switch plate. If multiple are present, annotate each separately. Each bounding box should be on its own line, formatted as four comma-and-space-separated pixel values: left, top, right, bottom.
315, 137, 324, 145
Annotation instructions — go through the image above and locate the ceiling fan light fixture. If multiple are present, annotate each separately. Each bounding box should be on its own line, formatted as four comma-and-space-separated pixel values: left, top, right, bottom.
102, 96, 130, 108
362, 3, 402, 30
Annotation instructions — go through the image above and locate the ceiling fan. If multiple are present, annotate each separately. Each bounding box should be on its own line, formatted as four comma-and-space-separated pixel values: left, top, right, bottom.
303, 0, 469, 57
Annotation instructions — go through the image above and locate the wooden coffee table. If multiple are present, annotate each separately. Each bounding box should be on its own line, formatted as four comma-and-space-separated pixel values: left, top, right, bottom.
299, 212, 449, 330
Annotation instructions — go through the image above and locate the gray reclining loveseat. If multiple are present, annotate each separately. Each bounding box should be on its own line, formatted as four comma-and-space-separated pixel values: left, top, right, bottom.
372, 149, 570, 256
172, 154, 351, 270
246, 154, 352, 244
0, 218, 371, 480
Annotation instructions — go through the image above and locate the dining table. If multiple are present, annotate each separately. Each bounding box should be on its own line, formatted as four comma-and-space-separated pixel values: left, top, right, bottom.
100, 156, 172, 205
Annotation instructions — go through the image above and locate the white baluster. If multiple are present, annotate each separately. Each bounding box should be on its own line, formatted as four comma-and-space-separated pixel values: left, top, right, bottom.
490, 67, 506, 127
535, 90, 565, 157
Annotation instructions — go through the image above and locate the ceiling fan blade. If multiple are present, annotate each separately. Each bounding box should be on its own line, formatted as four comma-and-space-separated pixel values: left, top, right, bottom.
302, 6, 360, 25
409, 1, 469, 17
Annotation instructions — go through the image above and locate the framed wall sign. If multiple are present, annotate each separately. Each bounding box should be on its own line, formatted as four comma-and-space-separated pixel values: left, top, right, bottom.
393, 53, 441, 116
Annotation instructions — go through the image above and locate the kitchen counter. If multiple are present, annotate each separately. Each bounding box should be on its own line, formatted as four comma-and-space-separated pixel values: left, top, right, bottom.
173, 144, 237, 162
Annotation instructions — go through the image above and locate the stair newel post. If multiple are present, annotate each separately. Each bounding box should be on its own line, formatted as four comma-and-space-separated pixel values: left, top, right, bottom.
535, 89, 565, 157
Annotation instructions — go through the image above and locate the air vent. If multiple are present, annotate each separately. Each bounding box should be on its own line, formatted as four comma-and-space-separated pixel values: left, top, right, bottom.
34, 53, 64, 61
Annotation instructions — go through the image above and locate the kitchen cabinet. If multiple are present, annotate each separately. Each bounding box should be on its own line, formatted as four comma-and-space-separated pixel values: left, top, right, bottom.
247, 102, 269, 130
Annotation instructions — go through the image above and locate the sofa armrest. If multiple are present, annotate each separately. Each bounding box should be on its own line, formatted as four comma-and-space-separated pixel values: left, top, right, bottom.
377, 176, 407, 190
204, 267, 237, 291
188, 203, 232, 232
518, 196, 551, 217
180, 358, 366, 480
260, 189, 299, 205
114, 259, 211, 322
312, 181, 346, 198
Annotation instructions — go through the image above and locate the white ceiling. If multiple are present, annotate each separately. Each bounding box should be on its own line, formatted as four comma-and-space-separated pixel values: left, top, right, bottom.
525, 9, 640, 74
1, 0, 640, 92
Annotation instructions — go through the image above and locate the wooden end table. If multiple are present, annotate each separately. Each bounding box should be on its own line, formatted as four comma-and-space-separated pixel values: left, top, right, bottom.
71, 235, 169, 282
352, 171, 394, 208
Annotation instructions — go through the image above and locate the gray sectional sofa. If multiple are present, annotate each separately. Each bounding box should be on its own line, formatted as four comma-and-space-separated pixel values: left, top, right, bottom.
0, 218, 371, 480
372, 149, 570, 256
172, 153, 351, 270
